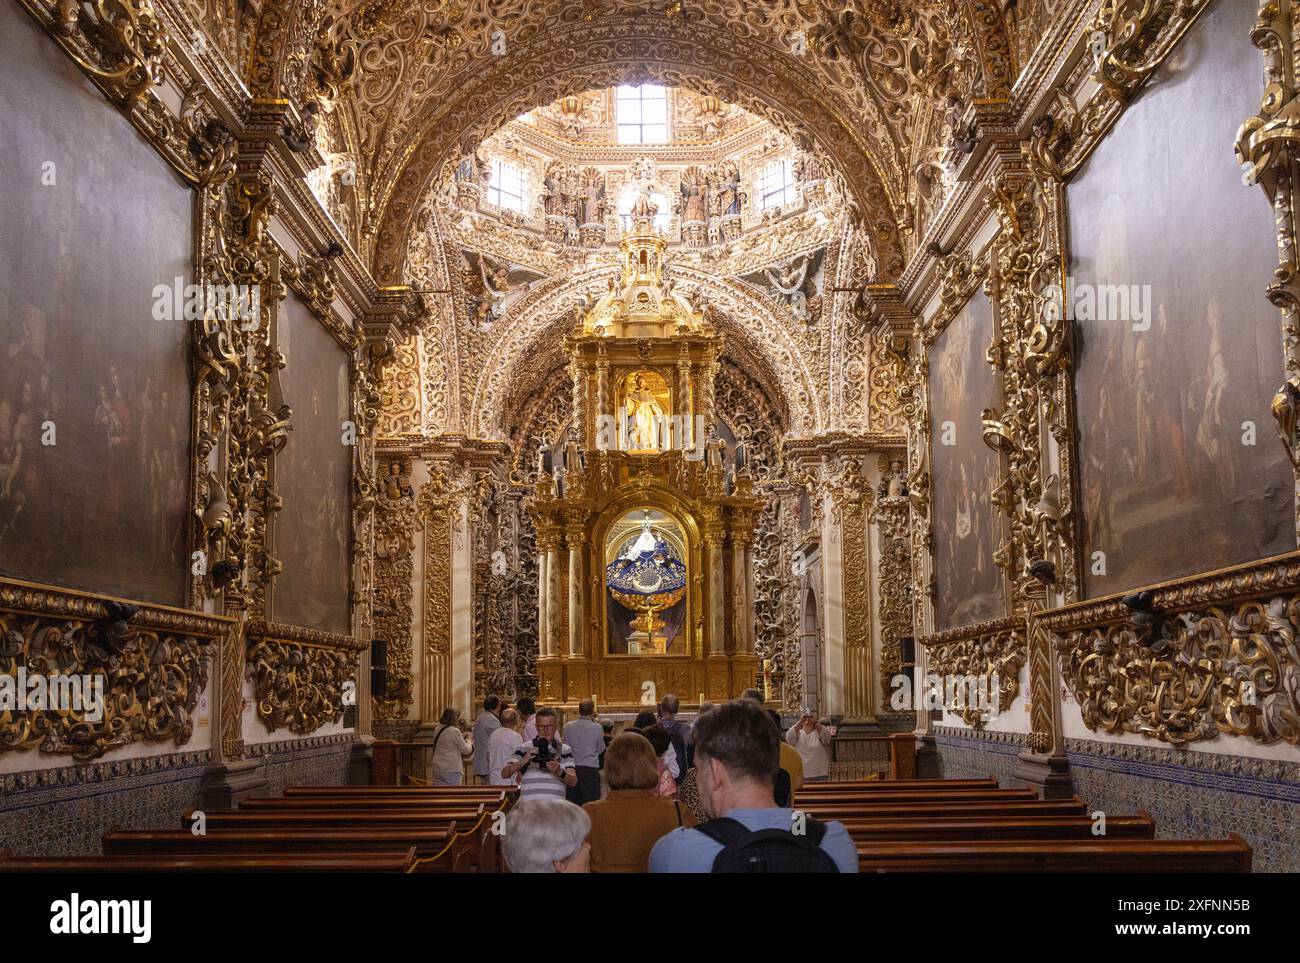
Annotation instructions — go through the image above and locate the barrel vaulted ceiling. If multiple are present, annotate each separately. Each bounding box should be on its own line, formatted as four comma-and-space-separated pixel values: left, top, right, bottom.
190, 0, 1050, 435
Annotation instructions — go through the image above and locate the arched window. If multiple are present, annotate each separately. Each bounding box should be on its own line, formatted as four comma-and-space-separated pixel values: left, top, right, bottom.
757, 159, 796, 211
487, 159, 526, 213
616, 85, 668, 144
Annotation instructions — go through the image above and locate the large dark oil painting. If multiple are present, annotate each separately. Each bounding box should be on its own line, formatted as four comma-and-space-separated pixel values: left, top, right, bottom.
1070, 0, 1294, 599
273, 294, 352, 635
0, 1, 191, 605
929, 289, 1005, 631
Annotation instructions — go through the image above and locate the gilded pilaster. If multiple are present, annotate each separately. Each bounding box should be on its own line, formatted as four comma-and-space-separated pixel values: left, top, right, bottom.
418, 466, 453, 722
566, 526, 585, 657
705, 522, 726, 656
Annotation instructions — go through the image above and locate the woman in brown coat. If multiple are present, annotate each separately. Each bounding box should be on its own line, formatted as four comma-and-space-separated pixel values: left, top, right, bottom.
583, 732, 696, 872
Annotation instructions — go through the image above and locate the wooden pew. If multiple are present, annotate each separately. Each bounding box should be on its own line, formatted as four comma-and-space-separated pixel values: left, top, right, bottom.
0, 850, 418, 873
104, 827, 457, 860
181, 789, 510, 872
240, 794, 506, 812
182, 806, 486, 832
792, 788, 1038, 807
795, 778, 998, 792
792, 798, 1090, 820
284, 785, 509, 798
854, 836, 1252, 873
839, 813, 1154, 842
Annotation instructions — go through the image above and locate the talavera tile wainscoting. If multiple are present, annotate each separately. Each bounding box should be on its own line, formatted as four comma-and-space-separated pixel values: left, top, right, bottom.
934, 726, 1300, 873
0, 736, 359, 857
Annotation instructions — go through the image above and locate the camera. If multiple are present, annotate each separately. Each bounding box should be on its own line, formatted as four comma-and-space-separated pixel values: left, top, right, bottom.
530, 736, 552, 769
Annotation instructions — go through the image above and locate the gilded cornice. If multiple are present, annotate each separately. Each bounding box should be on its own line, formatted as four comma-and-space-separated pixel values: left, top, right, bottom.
784, 432, 906, 465
245, 619, 367, 653
919, 614, 1026, 649
1039, 551, 1300, 633
1025, 0, 1215, 183
0, 577, 222, 762
0, 576, 232, 639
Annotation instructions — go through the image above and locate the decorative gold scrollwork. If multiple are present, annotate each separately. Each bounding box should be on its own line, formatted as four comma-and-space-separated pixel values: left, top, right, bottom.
1046, 554, 1300, 746
1272, 376, 1300, 467
51, 0, 165, 107
0, 579, 221, 761
1028, 1, 1212, 182
246, 621, 365, 735
920, 618, 1027, 729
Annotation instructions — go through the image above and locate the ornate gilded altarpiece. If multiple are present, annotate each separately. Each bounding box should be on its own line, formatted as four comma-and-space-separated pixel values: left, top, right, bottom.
527, 217, 763, 708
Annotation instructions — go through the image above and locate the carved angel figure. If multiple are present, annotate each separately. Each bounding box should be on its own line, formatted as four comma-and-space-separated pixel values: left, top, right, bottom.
764, 255, 811, 322
474, 255, 530, 328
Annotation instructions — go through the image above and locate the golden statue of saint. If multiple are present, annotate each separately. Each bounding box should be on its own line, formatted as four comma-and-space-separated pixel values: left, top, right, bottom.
625, 373, 667, 451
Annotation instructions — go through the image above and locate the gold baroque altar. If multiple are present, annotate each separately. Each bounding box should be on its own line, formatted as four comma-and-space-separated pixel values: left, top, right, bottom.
527, 205, 762, 709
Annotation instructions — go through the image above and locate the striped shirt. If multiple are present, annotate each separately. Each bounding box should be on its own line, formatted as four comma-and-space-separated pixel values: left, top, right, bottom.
512, 738, 575, 800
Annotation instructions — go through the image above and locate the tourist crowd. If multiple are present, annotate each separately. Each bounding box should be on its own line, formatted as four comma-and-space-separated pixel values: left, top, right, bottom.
442, 690, 855, 873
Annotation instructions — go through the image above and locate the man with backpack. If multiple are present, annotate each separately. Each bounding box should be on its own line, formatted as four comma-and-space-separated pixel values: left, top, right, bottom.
647, 699, 857, 873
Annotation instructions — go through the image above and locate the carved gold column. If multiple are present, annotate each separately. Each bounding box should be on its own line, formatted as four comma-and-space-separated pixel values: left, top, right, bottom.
982, 161, 1074, 796
547, 536, 563, 657
702, 358, 718, 434
837, 478, 872, 720
728, 497, 758, 655
595, 349, 610, 446
566, 526, 584, 657
706, 524, 726, 656
870, 457, 913, 704
730, 535, 747, 653
373, 460, 417, 721
537, 546, 550, 657
419, 474, 453, 722
743, 536, 756, 654
677, 345, 692, 450
571, 361, 588, 447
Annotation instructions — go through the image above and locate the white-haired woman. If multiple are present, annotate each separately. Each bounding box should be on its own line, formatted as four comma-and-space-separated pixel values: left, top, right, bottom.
503, 799, 592, 873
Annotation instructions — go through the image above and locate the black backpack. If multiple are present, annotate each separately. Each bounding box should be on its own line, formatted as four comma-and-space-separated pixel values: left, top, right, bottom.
695, 817, 841, 873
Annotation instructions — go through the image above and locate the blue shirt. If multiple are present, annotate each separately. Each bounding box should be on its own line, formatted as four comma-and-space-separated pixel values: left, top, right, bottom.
648, 807, 859, 873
